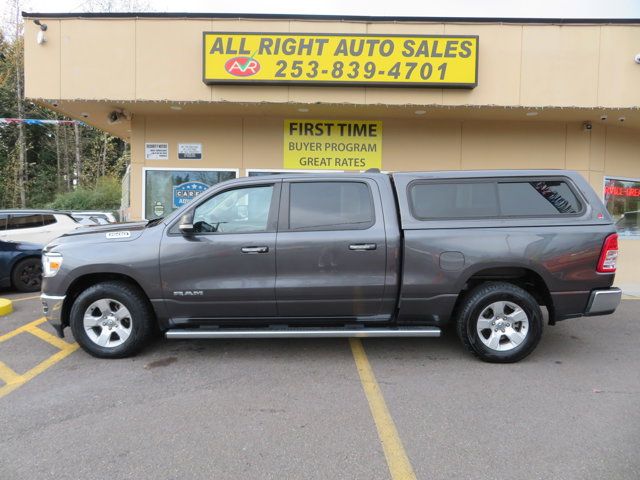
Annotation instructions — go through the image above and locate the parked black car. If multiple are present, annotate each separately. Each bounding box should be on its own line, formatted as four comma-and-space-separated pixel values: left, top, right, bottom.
41, 170, 620, 362
0, 240, 43, 292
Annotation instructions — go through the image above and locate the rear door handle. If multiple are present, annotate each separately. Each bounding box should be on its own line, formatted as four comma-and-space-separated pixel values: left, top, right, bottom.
241, 246, 269, 254
349, 243, 377, 251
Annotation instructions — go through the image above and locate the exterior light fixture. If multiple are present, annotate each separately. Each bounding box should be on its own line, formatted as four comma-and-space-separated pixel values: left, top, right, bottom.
414, 110, 427, 115
297, 108, 309, 112
170, 105, 182, 111
526, 111, 539, 117
34, 20, 47, 45
107, 109, 131, 124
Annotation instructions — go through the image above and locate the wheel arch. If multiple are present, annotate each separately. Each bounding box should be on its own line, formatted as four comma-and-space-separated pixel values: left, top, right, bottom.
454, 264, 555, 324
61, 273, 154, 329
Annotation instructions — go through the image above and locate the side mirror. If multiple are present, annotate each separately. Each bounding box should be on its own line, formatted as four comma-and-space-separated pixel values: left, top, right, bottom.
178, 213, 194, 235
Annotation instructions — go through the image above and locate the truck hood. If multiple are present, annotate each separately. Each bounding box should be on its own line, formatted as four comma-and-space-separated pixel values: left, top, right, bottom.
44, 222, 149, 251
63, 222, 148, 237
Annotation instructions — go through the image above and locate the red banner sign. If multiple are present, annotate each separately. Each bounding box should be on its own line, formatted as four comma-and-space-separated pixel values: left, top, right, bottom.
605, 185, 640, 197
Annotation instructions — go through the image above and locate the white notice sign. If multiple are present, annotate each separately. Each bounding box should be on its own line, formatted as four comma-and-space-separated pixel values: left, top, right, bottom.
178, 143, 203, 160
145, 143, 169, 160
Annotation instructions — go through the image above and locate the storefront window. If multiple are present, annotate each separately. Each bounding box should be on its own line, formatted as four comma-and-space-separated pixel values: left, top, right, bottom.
604, 177, 640, 237
144, 169, 237, 219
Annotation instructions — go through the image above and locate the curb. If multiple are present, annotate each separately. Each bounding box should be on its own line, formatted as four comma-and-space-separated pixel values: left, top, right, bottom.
0, 298, 13, 316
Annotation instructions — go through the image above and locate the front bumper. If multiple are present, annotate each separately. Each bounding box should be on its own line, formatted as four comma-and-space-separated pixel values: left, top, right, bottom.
41, 293, 66, 338
584, 287, 622, 316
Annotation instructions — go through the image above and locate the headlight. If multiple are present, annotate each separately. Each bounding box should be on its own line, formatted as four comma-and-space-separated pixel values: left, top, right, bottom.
43, 253, 63, 277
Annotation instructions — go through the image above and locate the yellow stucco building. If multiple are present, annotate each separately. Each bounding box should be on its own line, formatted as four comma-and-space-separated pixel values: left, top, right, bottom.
22, 12, 640, 289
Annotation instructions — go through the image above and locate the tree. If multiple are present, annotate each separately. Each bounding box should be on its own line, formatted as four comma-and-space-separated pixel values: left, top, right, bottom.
13, 1, 25, 207
0, 0, 144, 210
0, 25, 128, 209
48, 177, 122, 211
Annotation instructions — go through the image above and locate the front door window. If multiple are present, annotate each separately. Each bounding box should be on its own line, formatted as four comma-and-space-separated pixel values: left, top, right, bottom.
192, 185, 274, 234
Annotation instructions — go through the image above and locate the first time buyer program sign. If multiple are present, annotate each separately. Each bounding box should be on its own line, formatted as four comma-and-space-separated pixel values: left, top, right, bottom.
203, 33, 478, 87
284, 120, 382, 171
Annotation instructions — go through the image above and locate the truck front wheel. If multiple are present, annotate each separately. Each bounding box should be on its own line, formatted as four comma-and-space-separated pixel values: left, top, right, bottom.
456, 282, 543, 363
69, 281, 154, 358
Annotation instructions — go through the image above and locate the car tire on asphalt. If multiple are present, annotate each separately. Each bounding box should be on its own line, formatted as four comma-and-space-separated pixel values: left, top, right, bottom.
456, 282, 543, 363
69, 281, 154, 358
11, 257, 43, 292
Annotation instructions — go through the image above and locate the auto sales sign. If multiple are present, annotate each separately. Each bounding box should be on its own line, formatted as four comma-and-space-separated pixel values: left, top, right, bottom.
203, 32, 478, 87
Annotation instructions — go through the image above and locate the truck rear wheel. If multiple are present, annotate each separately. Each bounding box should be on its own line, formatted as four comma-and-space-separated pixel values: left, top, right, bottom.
69, 281, 154, 358
456, 282, 543, 363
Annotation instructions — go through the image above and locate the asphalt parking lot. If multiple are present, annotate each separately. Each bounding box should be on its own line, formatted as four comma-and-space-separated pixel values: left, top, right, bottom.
0, 292, 638, 480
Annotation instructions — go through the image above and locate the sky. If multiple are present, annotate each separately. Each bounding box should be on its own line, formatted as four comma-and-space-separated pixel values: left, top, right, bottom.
9, 0, 640, 18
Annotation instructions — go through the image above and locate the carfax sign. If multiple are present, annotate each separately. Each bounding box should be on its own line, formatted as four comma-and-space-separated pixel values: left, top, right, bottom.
203, 33, 478, 87
284, 120, 382, 170
172, 181, 209, 208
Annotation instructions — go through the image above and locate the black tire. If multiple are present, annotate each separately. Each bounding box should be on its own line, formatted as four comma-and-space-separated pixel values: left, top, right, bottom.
456, 282, 543, 363
69, 281, 154, 359
11, 257, 42, 292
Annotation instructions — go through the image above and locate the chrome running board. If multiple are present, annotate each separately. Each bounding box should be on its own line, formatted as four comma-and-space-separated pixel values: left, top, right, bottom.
165, 326, 441, 339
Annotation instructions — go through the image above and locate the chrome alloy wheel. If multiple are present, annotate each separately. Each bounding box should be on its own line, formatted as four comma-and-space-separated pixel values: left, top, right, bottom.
476, 301, 529, 352
83, 298, 133, 348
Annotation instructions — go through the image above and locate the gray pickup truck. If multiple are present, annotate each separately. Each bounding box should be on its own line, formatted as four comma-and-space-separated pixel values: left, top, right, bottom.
41, 170, 621, 363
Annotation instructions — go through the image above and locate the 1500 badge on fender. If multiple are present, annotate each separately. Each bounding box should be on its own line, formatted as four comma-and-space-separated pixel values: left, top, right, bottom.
106, 231, 131, 239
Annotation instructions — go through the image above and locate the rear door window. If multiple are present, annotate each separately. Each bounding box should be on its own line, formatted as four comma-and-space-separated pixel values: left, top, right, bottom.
409, 182, 499, 219
0, 214, 7, 230
7, 214, 43, 230
498, 180, 582, 216
288, 181, 374, 231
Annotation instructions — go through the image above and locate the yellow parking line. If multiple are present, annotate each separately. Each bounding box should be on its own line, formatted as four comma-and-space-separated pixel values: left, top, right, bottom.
0, 317, 47, 343
11, 295, 42, 303
16, 343, 79, 385
0, 360, 22, 385
349, 338, 417, 480
25, 325, 74, 350
0, 316, 79, 399
0, 343, 79, 399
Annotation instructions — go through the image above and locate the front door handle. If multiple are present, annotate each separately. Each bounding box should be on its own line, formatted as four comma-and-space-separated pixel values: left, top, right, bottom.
349, 243, 377, 251
241, 246, 269, 254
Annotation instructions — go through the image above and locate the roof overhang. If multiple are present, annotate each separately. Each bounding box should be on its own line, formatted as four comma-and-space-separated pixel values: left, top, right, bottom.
30, 98, 640, 141
21, 11, 640, 25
